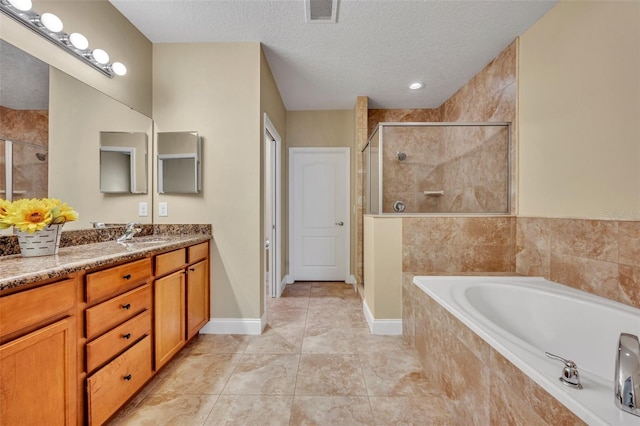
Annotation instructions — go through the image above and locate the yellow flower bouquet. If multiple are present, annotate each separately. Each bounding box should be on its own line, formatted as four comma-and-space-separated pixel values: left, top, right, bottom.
0, 198, 78, 257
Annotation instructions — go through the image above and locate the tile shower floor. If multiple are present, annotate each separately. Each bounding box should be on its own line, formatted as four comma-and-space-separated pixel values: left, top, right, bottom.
108, 282, 452, 425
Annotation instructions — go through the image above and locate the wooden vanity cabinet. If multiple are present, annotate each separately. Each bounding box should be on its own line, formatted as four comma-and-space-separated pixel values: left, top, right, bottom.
0, 277, 78, 426
153, 241, 210, 369
186, 243, 210, 339
84, 258, 153, 425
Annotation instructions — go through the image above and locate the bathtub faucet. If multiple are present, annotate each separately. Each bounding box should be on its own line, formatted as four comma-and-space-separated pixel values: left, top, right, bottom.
615, 333, 640, 417
545, 352, 583, 389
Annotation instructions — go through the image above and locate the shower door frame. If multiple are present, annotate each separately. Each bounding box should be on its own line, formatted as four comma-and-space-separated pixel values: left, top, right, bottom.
362, 121, 512, 215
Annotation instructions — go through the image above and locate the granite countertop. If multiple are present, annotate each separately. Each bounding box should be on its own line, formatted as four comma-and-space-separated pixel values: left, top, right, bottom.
0, 234, 211, 292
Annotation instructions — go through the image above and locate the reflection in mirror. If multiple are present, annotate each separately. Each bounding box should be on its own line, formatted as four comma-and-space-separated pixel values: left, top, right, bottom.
50, 68, 153, 229
0, 40, 49, 204
0, 39, 154, 231
157, 131, 201, 194
100, 132, 148, 193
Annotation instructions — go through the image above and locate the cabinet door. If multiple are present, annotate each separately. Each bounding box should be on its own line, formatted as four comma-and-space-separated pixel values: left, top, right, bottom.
154, 270, 185, 370
186, 260, 209, 340
0, 317, 76, 426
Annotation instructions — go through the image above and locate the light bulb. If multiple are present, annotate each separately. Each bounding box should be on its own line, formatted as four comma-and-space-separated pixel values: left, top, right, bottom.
91, 49, 109, 65
8, 0, 32, 11
111, 62, 127, 76
409, 82, 424, 90
40, 12, 63, 33
69, 32, 89, 50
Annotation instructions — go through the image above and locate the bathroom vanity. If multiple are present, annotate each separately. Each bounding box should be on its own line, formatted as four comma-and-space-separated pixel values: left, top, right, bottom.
0, 234, 211, 425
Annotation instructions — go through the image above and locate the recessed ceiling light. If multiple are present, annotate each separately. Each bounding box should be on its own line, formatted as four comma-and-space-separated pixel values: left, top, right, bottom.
409, 82, 424, 90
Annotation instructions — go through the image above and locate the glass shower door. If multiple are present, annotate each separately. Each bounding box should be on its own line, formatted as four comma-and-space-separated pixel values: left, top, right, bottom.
0, 139, 48, 202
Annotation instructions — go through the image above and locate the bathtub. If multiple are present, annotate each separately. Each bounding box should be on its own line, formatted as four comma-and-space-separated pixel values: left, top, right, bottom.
412, 276, 640, 425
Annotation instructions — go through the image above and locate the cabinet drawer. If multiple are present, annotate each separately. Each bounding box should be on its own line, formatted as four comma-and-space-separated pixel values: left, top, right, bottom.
0, 278, 75, 339
187, 242, 208, 263
85, 284, 151, 340
87, 335, 152, 426
155, 248, 186, 276
86, 258, 151, 304
86, 310, 151, 374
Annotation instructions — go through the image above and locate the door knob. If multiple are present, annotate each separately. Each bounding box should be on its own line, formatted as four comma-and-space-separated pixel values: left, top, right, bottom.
335, 221, 344, 226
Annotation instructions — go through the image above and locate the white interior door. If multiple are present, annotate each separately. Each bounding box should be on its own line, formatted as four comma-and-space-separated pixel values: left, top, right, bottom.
264, 114, 282, 301
290, 147, 349, 281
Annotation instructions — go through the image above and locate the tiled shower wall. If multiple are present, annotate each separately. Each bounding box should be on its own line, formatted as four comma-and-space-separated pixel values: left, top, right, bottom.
357, 40, 517, 283
380, 125, 509, 213
369, 41, 517, 216
0, 105, 49, 200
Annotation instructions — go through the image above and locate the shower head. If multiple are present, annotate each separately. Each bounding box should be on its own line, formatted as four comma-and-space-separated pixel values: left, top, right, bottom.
35, 152, 47, 161
396, 151, 407, 161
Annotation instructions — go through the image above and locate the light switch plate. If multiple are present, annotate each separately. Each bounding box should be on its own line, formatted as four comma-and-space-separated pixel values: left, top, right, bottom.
138, 202, 148, 217
159, 202, 168, 217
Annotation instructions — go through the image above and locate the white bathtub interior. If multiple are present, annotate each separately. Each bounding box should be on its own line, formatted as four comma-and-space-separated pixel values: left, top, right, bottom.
413, 276, 640, 426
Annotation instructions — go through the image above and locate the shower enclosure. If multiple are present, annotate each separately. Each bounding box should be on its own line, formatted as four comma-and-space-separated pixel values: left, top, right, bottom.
362, 122, 510, 214
0, 138, 48, 202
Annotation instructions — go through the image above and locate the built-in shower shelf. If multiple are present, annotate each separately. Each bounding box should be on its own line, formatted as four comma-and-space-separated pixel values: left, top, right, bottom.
423, 190, 444, 196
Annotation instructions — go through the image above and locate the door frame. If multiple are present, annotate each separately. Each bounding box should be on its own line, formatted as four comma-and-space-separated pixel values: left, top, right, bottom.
288, 147, 350, 282
264, 113, 283, 302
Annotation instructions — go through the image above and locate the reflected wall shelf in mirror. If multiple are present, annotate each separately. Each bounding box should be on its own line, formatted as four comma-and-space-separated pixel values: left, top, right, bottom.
157, 132, 201, 194
100, 132, 148, 194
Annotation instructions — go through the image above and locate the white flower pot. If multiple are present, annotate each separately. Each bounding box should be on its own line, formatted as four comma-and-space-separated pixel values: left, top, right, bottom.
17, 224, 64, 257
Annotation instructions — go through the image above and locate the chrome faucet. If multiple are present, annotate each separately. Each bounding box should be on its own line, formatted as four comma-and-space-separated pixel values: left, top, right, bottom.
117, 222, 141, 242
545, 352, 583, 389
615, 333, 640, 417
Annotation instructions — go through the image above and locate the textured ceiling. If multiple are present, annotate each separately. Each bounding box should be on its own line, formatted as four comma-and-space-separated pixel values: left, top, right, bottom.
0, 40, 49, 111
111, 0, 557, 110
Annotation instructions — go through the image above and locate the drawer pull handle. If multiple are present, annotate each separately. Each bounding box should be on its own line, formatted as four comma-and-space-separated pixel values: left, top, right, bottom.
189, 267, 195, 272
123, 374, 132, 381
123, 274, 132, 280
122, 333, 131, 339
122, 303, 131, 310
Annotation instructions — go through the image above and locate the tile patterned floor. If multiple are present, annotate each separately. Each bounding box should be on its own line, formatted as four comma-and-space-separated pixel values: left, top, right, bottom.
108, 282, 452, 425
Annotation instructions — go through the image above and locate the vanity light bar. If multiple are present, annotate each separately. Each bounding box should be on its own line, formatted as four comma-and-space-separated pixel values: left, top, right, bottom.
0, 0, 126, 78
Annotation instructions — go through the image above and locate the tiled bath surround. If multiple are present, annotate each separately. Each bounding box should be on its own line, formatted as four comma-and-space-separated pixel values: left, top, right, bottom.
517, 217, 640, 309
402, 273, 586, 425
402, 217, 639, 423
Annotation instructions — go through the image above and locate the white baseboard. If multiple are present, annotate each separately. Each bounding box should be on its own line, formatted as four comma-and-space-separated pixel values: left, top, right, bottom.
362, 299, 402, 335
345, 275, 357, 291
280, 277, 289, 294
200, 314, 266, 335
285, 274, 294, 284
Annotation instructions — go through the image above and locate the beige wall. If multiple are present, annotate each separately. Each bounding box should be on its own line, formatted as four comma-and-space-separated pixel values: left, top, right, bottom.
260, 47, 287, 314
1, 0, 152, 116
363, 216, 403, 319
285, 109, 356, 279
153, 42, 263, 320
519, 1, 640, 220
49, 68, 153, 229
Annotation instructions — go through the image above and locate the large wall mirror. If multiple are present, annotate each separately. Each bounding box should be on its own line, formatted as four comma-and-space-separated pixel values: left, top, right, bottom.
0, 39, 153, 231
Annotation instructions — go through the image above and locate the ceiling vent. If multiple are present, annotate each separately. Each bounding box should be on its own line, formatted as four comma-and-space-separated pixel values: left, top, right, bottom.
305, 0, 338, 24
